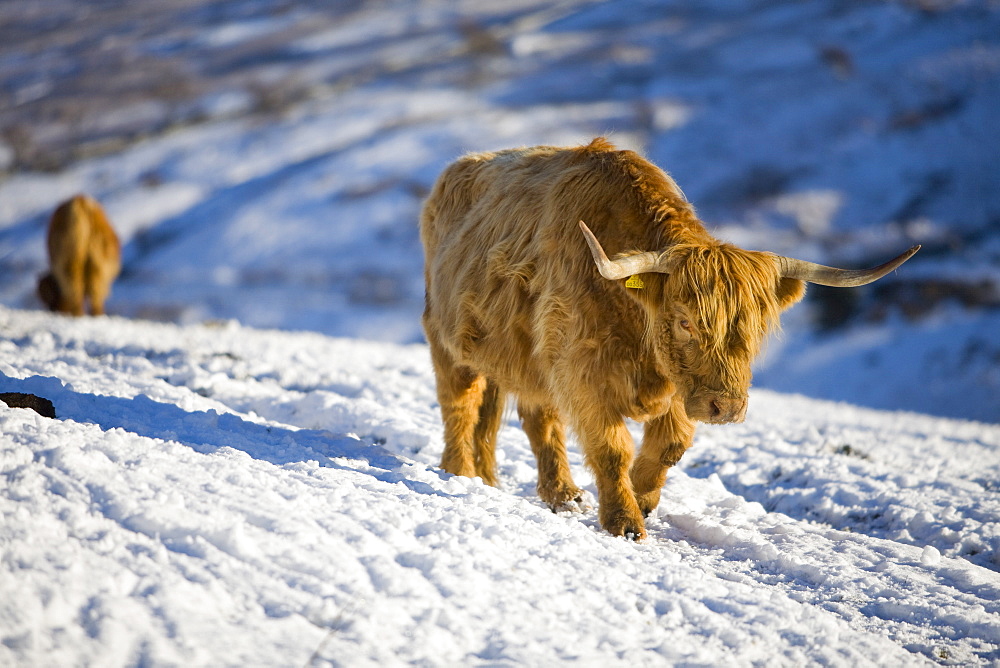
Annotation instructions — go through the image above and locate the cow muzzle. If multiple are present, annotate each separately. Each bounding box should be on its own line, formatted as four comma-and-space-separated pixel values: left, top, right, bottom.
688, 394, 748, 424
709, 396, 747, 424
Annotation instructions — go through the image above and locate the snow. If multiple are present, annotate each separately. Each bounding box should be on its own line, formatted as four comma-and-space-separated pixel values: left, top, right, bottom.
2, 0, 997, 421
2, 0, 1000, 665
3, 306, 1000, 666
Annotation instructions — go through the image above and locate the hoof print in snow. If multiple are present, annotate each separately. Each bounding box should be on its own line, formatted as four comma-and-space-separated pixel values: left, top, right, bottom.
0, 392, 56, 418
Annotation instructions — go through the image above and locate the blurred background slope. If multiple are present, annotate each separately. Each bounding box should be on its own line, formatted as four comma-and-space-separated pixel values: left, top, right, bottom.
1, 0, 997, 422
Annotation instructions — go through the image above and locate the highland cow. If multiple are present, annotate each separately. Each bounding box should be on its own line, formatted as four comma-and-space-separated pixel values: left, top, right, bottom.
420, 138, 918, 539
38, 194, 121, 316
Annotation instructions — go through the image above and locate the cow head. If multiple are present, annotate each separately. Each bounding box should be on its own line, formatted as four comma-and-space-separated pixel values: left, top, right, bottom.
37, 273, 60, 312
579, 221, 919, 424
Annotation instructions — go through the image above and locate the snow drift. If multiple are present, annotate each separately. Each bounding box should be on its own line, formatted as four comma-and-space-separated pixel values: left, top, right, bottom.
2, 306, 999, 666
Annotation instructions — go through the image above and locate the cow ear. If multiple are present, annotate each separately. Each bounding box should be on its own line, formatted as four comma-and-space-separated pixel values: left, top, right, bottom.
626, 272, 666, 310
776, 277, 805, 310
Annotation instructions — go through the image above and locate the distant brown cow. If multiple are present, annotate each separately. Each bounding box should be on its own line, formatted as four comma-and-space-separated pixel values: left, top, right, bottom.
37, 194, 121, 316
421, 138, 918, 539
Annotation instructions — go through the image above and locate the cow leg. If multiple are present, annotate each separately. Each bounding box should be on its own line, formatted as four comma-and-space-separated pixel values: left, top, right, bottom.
631, 395, 696, 517
472, 379, 503, 486
574, 410, 646, 539
84, 257, 117, 316
518, 402, 583, 511
53, 259, 86, 316
56, 279, 85, 316
85, 264, 105, 315
428, 336, 495, 484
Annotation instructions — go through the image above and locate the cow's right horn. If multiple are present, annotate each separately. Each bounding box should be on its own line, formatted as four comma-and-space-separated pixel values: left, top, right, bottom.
775, 246, 921, 287
579, 221, 670, 280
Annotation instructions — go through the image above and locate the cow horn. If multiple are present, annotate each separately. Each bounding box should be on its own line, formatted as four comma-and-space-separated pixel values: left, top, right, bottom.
578, 221, 669, 280
775, 245, 921, 287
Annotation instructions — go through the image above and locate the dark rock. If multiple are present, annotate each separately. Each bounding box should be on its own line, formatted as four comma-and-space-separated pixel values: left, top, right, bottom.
0, 392, 56, 418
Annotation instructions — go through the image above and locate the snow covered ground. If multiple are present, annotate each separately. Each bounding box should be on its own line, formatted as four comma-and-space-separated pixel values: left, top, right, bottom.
0, 0, 998, 421
3, 305, 1000, 666
2, 1, 1000, 665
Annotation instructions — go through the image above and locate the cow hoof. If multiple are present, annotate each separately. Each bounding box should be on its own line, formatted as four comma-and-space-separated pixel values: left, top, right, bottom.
548, 489, 595, 514
636, 491, 661, 518
601, 511, 648, 541
624, 528, 645, 542
539, 483, 589, 513
618, 523, 647, 541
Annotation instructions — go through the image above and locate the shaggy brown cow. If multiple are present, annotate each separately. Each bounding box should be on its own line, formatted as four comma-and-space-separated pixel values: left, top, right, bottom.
420, 138, 918, 539
37, 194, 121, 316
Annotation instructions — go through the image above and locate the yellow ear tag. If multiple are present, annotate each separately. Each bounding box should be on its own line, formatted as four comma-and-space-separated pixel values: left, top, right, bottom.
625, 275, 645, 289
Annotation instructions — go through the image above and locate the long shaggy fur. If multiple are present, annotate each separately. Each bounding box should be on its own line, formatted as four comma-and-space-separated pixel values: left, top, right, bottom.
37, 194, 121, 317
421, 138, 805, 539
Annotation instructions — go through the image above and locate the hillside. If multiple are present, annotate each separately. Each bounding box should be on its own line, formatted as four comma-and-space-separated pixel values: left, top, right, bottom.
0, 0, 998, 421
2, 305, 1000, 665
1, 2, 999, 663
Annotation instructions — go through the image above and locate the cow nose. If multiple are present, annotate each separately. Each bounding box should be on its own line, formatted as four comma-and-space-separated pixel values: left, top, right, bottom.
709, 397, 747, 423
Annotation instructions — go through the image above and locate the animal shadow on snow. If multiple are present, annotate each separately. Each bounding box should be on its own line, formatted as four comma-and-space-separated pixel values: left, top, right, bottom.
0, 372, 455, 498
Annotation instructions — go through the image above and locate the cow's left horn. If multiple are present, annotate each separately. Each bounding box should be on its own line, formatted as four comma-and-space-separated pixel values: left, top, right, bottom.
579, 221, 669, 280
775, 245, 921, 287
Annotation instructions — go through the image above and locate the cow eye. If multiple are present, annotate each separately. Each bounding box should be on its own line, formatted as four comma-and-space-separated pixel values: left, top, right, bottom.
679, 319, 692, 331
